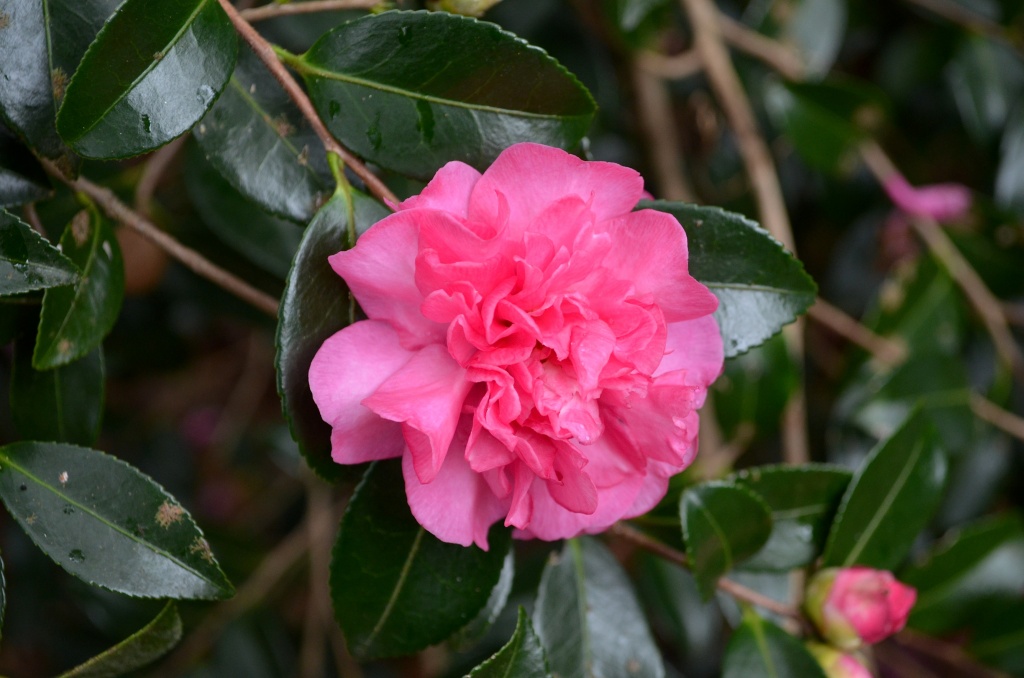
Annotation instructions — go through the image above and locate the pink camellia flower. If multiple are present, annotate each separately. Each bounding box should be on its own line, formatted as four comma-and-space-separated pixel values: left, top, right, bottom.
882, 174, 972, 223
805, 567, 917, 649
309, 143, 723, 549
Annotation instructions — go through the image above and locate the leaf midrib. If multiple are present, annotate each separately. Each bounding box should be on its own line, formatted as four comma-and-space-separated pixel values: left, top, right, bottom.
0, 452, 220, 591
689, 492, 734, 576
749, 615, 780, 678
62, 0, 210, 142
362, 527, 425, 652
298, 60, 590, 121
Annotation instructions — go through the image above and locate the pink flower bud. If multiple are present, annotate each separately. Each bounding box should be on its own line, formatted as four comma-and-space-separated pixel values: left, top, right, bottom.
805, 567, 917, 649
807, 643, 874, 678
883, 174, 972, 223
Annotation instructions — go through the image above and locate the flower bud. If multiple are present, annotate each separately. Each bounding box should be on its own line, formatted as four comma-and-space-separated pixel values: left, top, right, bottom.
805, 567, 917, 649
807, 642, 873, 678
883, 174, 972, 223
427, 0, 502, 17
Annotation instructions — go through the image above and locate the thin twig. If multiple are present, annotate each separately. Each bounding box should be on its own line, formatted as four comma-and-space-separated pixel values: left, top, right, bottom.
717, 12, 804, 80
241, 0, 383, 22
40, 158, 280, 317
900, 0, 1021, 53
970, 393, 1024, 443
630, 61, 697, 202
609, 523, 801, 619
808, 299, 908, 367
635, 50, 703, 80
217, 0, 398, 206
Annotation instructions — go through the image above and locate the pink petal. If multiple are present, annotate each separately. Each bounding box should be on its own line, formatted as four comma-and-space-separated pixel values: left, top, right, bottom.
656, 315, 724, 388
546, 446, 598, 514
308, 320, 413, 464
601, 210, 719, 323
518, 469, 646, 541
467, 143, 644, 235
398, 161, 482, 216
329, 213, 446, 349
363, 345, 472, 484
623, 473, 670, 518
884, 174, 972, 222
403, 428, 508, 549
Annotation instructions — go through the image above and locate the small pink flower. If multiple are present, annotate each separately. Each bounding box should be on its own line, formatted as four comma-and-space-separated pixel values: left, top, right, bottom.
806, 567, 917, 649
883, 174, 972, 223
309, 143, 722, 548
807, 643, 873, 678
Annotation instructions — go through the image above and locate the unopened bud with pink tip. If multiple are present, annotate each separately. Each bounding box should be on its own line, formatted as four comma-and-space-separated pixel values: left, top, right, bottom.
883, 174, 972, 223
807, 643, 874, 678
804, 567, 917, 649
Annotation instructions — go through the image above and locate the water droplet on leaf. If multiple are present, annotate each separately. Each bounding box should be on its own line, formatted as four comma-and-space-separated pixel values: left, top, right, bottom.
68, 549, 85, 563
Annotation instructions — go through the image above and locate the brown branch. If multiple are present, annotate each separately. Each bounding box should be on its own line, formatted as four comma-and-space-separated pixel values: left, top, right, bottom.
900, 0, 1021, 54
40, 158, 280, 317
217, 0, 399, 206
717, 12, 804, 81
609, 523, 801, 619
970, 393, 1024, 444
635, 50, 703, 80
240, 0, 383, 22
630, 61, 697, 203
808, 299, 908, 367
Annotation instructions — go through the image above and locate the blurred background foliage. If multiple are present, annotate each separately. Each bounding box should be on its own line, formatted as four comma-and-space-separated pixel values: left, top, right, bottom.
2, 0, 1024, 675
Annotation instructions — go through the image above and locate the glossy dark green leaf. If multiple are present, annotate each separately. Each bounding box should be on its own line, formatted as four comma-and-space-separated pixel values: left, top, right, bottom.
298, 10, 596, 179
0, 208, 78, 295
822, 411, 947, 570
969, 598, 1024, 675
33, 207, 123, 369
451, 550, 514, 649
0, 125, 52, 207
0, 441, 233, 599
10, 341, 103, 446
58, 601, 183, 678
730, 465, 852, 571
194, 44, 329, 222
469, 607, 550, 678
275, 187, 388, 481
185, 145, 303, 278
56, 0, 237, 159
0, 0, 119, 163
533, 537, 665, 678
330, 460, 511, 659
680, 482, 773, 599
641, 201, 817, 357
713, 333, 798, 441
722, 609, 827, 678
902, 514, 1024, 634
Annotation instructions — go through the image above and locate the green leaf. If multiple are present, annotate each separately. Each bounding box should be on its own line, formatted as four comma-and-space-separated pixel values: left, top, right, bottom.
185, 144, 303, 278
194, 44, 329, 222
276, 187, 388, 481
451, 550, 514, 649
298, 10, 596, 179
10, 341, 104, 446
777, 0, 846, 77
330, 460, 511, 659
822, 411, 947, 570
996, 104, 1024, 215
468, 607, 551, 678
57, 601, 183, 678
533, 537, 665, 678
680, 482, 773, 599
0, 0, 120, 163
722, 608, 827, 678
0, 125, 52, 207
33, 206, 124, 369
641, 201, 817, 357
0, 208, 78, 295
902, 514, 1024, 634
947, 36, 1024, 143
56, 0, 238, 159
0, 441, 234, 599
730, 464, 852, 571
712, 333, 798, 442
969, 598, 1024, 675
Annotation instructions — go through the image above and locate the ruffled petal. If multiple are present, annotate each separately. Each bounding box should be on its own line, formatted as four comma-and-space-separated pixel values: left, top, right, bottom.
403, 428, 508, 549
329, 213, 446, 349
364, 345, 472, 483
309, 320, 413, 464
656, 315, 724, 388
518, 469, 646, 541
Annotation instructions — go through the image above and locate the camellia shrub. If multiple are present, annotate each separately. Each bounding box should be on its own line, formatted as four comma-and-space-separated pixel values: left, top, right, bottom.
0, 0, 1022, 676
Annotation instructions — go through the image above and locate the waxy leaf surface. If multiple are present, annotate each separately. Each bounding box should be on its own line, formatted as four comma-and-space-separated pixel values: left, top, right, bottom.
56, 0, 237, 158
731, 464, 852, 571
0, 126, 52, 207
11, 342, 103, 446
469, 607, 550, 678
823, 411, 947, 570
722, 609, 827, 678
58, 602, 182, 678
0, 441, 233, 599
195, 45, 329, 222
300, 10, 596, 179
276, 187, 388, 481
33, 208, 123, 369
330, 460, 511, 659
641, 201, 816, 357
0, 209, 78, 295
533, 537, 664, 678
